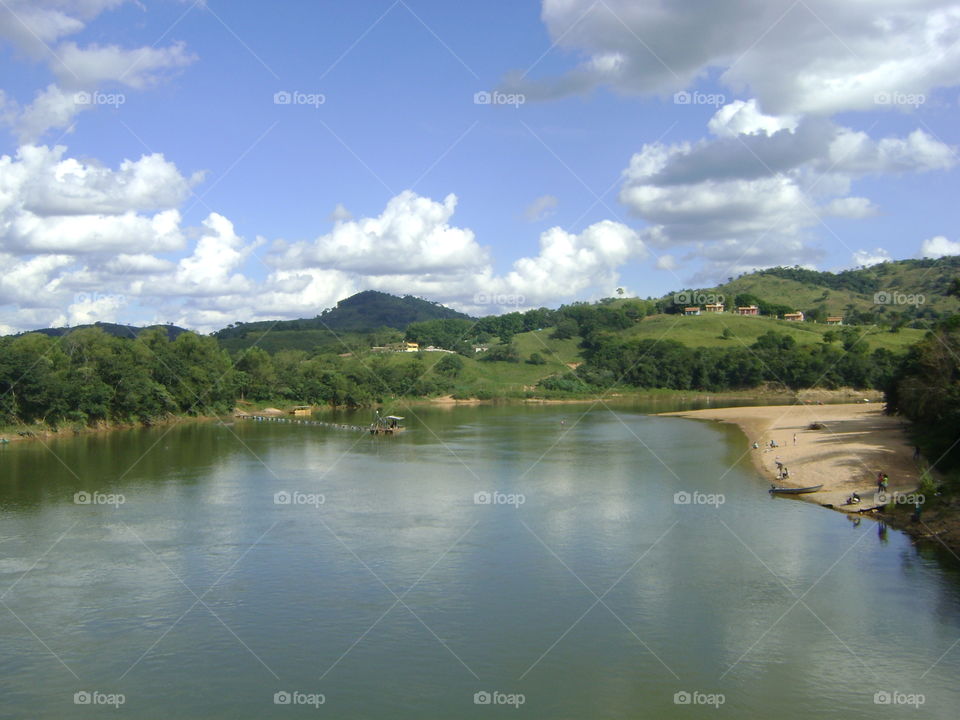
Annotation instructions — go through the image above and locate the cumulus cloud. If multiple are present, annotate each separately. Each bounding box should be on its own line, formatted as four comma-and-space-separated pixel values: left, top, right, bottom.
507, 0, 960, 115
0, 145, 200, 255
0, 1, 197, 141
617, 111, 955, 282
852, 248, 893, 267
273, 191, 488, 275
524, 194, 559, 221
920, 235, 960, 258
708, 100, 798, 138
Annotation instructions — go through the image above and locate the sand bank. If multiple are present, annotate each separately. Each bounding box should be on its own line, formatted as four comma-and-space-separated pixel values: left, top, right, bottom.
661, 403, 921, 511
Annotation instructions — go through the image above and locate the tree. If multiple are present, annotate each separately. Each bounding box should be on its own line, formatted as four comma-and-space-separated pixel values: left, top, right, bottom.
527, 352, 547, 365
435, 354, 464, 378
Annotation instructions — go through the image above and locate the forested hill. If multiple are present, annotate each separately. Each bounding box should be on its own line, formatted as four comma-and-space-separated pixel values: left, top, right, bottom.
21, 322, 187, 341
213, 290, 473, 339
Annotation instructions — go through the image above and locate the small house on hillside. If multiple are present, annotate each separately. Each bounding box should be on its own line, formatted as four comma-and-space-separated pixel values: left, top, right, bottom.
736, 305, 760, 316
784, 311, 804, 322
404, 342, 420, 352
704, 303, 724, 313
826, 316, 843, 325
684, 306, 701, 316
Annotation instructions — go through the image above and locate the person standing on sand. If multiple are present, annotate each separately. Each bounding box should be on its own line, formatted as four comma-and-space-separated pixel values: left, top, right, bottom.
793, 433, 797, 446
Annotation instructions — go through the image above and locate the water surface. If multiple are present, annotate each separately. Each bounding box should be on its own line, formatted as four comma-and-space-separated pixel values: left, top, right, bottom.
1, 404, 958, 718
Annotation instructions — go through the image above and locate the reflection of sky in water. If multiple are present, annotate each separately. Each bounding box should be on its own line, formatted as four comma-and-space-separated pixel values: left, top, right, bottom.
0, 408, 958, 718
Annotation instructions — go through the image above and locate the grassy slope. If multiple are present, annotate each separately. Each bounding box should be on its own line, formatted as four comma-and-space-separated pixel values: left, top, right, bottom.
712, 268, 960, 316
356, 316, 923, 397
623, 313, 925, 351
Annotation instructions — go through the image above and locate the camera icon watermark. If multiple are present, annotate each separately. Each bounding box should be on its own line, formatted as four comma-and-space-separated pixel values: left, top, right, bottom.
273, 690, 325, 707
474, 490, 525, 508
873, 91, 925, 108
474, 90, 525, 108
673, 490, 725, 508
473, 690, 525, 707
873, 690, 924, 707
674, 291, 724, 306
74, 491, 125, 508
73, 291, 127, 306
73, 690, 125, 707
873, 291, 925, 306
673, 90, 725, 107
274, 490, 325, 508
673, 690, 725, 708
473, 292, 526, 307
876, 491, 924, 506
274, 90, 326, 108
74, 90, 126, 108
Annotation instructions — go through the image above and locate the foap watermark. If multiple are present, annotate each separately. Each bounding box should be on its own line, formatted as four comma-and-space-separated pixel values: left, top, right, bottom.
474, 491, 525, 508
673, 90, 725, 107
74, 90, 125, 108
674, 291, 724, 306
674, 490, 724, 508
273, 690, 325, 708
877, 491, 925, 506
874, 91, 925, 108
74, 690, 125, 708
274, 490, 325, 508
74, 491, 125, 508
873, 690, 924, 708
274, 90, 326, 108
473, 690, 525, 708
474, 90, 525, 108
674, 690, 725, 708
474, 292, 525, 307
874, 291, 925, 306
74, 291, 127, 306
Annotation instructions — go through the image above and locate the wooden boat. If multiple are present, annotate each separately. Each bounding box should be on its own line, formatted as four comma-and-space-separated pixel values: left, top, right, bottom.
370, 415, 405, 435
769, 484, 823, 495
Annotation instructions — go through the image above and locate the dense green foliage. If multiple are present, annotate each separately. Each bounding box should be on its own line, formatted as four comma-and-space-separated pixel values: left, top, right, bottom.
0, 328, 233, 426
544, 330, 900, 393
886, 316, 960, 473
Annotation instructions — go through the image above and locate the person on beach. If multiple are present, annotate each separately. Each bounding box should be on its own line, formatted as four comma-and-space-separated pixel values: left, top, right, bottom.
793, 433, 797, 445
914, 445, 921, 461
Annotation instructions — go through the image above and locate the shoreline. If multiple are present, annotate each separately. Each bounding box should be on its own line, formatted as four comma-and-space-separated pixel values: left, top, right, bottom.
661, 403, 959, 552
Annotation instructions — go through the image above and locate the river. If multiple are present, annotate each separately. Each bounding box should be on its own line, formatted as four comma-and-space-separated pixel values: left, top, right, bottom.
1, 402, 958, 718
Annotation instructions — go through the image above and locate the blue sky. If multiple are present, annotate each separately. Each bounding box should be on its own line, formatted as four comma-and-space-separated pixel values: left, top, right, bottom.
0, 0, 958, 332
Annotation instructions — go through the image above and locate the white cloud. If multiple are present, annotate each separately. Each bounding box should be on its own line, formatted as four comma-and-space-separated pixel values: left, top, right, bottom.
0, 1, 197, 141
919, 235, 960, 258
524, 194, 559, 221
655, 254, 677, 271
0, 145, 199, 255
54, 41, 196, 89
510, 0, 960, 115
617, 115, 954, 283
274, 191, 488, 275
823, 197, 877, 219
852, 247, 893, 267
708, 100, 798, 138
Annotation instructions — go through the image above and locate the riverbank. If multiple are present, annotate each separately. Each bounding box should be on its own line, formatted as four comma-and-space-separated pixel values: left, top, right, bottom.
662, 403, 960, 553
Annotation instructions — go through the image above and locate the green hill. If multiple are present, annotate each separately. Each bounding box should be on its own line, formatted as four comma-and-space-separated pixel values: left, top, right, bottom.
17, 322, 187, 341
214, 290, 472, 353
707, 257, 960, 324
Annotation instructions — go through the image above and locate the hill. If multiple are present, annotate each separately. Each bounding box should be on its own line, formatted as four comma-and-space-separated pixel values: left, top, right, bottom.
706, 257, 960, 325
18, 322, 187, 341
213, 290, 473, 352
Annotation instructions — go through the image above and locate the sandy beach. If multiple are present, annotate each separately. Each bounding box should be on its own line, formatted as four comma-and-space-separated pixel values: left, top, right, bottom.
662, 403, 922, 511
